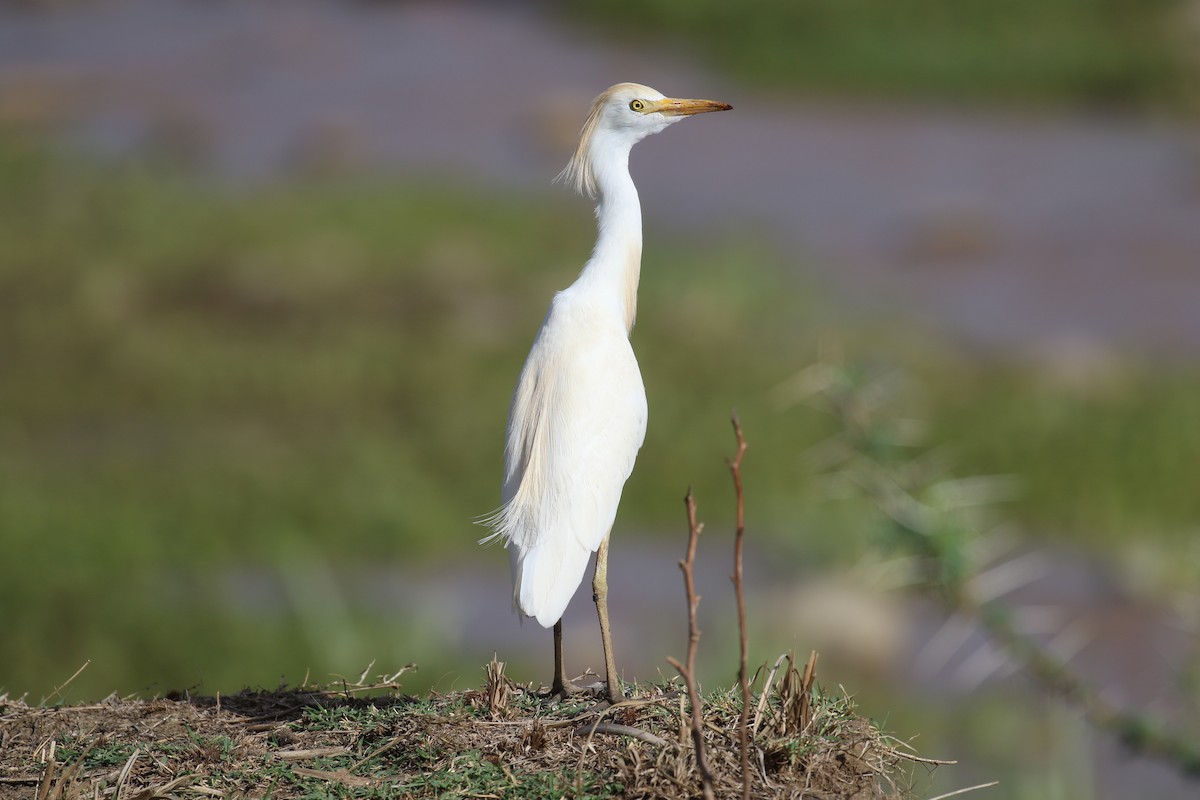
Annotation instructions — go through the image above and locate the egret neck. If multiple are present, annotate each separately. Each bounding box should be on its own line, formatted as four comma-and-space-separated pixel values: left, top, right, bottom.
575, 131, 643, 335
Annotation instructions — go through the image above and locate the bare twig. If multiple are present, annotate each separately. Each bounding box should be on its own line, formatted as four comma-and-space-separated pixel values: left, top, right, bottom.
290, 767, 373, 788
667, 488, 716, 800
313, 664, 416, 697
926, 780, 1001, 800
274, 747, 352, 761
888, 749, 959, 766
43, 661, 90, 705
727, 413, 751, 800
354, 660, 376, 685
574, 721, 668, 747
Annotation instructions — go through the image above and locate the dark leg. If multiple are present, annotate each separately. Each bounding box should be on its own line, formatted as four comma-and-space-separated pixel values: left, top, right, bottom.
550, 619, 578, 697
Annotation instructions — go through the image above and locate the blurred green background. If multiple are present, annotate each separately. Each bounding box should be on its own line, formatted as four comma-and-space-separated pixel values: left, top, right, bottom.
2, 1, 1199, 797
573, 0, 1186, 108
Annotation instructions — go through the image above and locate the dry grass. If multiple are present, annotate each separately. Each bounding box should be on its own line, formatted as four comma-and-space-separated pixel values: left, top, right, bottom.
0, 659, 915, 800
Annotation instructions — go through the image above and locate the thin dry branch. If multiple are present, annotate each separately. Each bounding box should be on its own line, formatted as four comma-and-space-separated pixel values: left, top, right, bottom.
888, 750, 958, 766
666, 488, 716, 800
926, 780, 1001, 800
575, 721, 669, 747
44, 661, 90, 704
727, 413, 751, 800
321, 663, 416, 697
274, 747, 352, 762
290, 767, 373, 788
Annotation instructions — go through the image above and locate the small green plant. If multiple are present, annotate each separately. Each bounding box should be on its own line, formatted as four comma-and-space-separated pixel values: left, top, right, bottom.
798, 357, 1200, 781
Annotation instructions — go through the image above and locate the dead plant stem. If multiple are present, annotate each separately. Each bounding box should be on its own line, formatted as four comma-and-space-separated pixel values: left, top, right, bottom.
666, 488, 716, 800
727, 413, 751, 800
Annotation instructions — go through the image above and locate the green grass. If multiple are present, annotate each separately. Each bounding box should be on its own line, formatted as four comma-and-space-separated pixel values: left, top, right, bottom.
928, 362, 1200, 548
568, 0, 1188, 109
1, 138, 1199, 702
53, 735, 138, 770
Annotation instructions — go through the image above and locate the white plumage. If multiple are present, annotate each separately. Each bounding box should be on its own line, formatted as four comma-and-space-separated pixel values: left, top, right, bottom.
482, 82, 731, 697
500, 290, 648, 626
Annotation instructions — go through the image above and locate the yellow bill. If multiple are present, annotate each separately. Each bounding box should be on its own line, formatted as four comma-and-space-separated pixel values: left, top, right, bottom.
651, 97, 733, 116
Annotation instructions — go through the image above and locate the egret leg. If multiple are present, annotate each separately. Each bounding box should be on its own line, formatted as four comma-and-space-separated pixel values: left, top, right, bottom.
550, 619, 578, 697
592, 533, 623, 702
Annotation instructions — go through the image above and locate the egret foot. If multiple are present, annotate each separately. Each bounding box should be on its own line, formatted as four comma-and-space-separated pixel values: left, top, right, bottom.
602, 679, 627, 704
539, 674, 607, 702
543, 679, 581, 701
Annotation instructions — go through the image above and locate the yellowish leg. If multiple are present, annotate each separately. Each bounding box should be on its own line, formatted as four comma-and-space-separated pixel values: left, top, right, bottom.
592, 534, 622, 702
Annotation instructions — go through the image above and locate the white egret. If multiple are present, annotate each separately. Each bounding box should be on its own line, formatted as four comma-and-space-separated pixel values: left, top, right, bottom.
482, 83, 731, 701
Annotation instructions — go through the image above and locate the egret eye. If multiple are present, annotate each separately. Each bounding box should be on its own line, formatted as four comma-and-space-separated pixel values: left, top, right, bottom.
629, 99, 646, 112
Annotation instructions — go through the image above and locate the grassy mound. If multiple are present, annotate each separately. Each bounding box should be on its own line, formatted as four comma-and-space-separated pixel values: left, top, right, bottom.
0, 661, 915, 800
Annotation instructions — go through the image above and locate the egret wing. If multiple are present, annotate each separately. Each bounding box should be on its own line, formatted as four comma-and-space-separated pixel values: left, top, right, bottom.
488, 298, 647, 624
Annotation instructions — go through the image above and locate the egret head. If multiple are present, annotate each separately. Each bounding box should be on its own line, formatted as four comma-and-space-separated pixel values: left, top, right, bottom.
558, 82, 731, 197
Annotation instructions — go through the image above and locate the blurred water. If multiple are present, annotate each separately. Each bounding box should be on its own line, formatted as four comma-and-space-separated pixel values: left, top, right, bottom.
2, 0, 1199, 354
